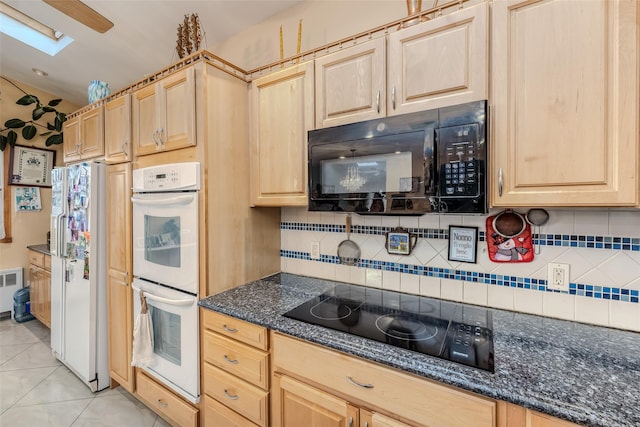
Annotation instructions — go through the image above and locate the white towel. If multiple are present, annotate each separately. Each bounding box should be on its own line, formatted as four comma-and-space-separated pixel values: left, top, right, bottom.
131, 291, 154, 368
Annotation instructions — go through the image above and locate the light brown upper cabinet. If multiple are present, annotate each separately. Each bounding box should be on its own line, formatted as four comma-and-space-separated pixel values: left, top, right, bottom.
250, 61, 314, 207
132, 67, 196, 157
104, 95, 132, 164
63, 106, 105, 163
314, 2, 488, 128
491, 0, 639, 207
387, 2, 488, 116
315, 37, 386, 128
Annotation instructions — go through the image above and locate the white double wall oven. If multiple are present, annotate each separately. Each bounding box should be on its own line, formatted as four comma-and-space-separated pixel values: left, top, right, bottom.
131, 162, 201, 404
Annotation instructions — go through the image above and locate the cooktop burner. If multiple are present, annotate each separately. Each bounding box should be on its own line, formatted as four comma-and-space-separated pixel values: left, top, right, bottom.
283, 283, 494, 372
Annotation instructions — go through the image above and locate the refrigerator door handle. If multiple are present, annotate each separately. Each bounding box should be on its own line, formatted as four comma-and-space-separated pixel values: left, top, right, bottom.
132, 284, 196, 306
131, 194, 195, 206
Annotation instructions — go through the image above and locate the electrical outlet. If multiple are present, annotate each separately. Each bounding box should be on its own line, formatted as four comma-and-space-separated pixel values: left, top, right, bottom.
547, 262, 570, 291
310, 241, 321, 260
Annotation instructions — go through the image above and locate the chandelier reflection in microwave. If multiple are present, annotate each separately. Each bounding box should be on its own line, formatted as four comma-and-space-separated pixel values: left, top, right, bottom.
340, 163, 367, 192
340, 149, 367, 192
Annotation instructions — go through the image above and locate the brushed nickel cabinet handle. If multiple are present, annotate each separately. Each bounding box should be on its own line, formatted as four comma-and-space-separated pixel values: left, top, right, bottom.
122, 140, 129, 157
376, 90, 380, 114
392, 86, 396, 110
224, 389, 239, 400
346, 376, 374, 389
498, 167, 503, 197
348, 416, 353, 427
223, 324, 238, 333
152, 130, 159, 147
224, 355, 239, 364
158, 127, 164, 146
157, 399, 168, 408
364, 422, 369, 427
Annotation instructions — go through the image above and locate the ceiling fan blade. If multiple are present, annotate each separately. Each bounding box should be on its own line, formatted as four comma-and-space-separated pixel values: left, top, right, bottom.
42, 0, 113, 33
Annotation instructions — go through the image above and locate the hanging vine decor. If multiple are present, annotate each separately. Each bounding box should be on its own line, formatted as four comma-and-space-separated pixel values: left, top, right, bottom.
176, 13, 203, 59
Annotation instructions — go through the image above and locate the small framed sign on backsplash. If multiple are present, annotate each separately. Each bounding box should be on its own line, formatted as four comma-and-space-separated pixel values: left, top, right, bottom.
448, 225, 478, 263
385, 227, 418, 256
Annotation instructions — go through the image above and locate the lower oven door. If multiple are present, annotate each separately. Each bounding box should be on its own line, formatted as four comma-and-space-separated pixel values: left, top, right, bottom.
132, 278, 199, 403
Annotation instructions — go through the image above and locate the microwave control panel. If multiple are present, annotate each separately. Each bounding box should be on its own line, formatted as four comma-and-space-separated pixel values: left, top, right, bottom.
436, 124, 483, 198
132, 162, 201, 192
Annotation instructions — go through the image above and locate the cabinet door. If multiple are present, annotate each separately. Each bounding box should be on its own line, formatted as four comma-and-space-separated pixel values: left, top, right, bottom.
105, 95, 132, 163
106, 163, 134, 392
387, 2, 488, 115
250, 62, 314, 206
132, 84, 160, 157
491, 0, 638, 206
79, 106, 105, 159
156, 67, 196, 152
42, 268, 51, 328
315, 37, 386, 128
63, 115, 81, 163
272, 374, 358, 427
29, 266, 40, 321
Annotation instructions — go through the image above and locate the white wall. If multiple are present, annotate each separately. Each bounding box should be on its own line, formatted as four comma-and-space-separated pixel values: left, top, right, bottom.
212, 0, 408, 71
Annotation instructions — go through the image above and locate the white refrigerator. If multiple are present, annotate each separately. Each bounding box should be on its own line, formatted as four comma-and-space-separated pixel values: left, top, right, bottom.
50, 161, 109, 392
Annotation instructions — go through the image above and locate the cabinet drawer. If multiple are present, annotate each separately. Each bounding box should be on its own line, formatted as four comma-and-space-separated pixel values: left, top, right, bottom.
204, 331, 269, 390
135, 371, 198, 427
203, 395, 260, 427
202, 310, 268, 351
273, 333, 496, 427
203, 364, 268, 427
43, 255, 51, 271
28, 250, 44, 268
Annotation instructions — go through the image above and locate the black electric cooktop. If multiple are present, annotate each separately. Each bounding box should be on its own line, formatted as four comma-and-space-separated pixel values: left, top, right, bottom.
284, 283, 494, 372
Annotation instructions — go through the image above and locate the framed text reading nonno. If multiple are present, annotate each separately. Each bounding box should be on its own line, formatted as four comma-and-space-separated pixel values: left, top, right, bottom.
8, 145, 55, 187
448, 225, 478, 263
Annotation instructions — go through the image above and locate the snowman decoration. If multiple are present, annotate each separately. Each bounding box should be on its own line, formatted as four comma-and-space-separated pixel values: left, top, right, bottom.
492, 234, 530, 261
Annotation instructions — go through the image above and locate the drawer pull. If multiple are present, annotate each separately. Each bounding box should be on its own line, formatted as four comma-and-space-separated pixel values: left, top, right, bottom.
224, 389, 239, 400
157, 399, 168, 408
348, 416, 354, 427
346, 376, 374, 389
223, 324, 238, 333
224, 355, 239, 364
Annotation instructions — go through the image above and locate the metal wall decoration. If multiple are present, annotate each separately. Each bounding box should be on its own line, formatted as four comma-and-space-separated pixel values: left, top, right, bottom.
176, 13, 203, 59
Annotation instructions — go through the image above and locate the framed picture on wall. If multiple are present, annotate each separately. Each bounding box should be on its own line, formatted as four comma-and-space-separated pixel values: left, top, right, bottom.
448, 225, 478, 263
8, 145, 55, 187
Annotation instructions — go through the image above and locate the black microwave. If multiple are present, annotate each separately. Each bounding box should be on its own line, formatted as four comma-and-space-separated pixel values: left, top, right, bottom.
308, 100, 488, 215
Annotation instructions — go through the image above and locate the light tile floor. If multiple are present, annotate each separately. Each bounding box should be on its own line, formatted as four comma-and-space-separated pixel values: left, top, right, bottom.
0, 317, 171, 427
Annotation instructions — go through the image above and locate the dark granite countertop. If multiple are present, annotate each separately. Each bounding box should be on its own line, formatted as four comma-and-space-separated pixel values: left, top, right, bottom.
199, 273, 640, 427
27, 244, 51, 256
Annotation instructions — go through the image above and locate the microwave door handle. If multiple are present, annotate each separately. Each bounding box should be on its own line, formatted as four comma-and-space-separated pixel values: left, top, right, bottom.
132, 284, 196, 306
131, 194, 195, 206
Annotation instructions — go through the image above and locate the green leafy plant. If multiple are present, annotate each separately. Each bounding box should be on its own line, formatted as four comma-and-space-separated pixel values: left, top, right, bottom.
0, 77, 67, 151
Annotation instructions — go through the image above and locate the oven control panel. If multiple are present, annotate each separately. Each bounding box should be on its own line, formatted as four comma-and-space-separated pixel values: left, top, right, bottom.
132, 162, 201, 192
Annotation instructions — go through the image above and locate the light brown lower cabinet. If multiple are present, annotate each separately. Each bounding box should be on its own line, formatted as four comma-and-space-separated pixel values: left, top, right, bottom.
134, 370, 198, 427
273, 374, 412, 427
497, 402, 580, 427
201, 310, 270, 427
28, 249, 50, 328
272, 332, 495, 427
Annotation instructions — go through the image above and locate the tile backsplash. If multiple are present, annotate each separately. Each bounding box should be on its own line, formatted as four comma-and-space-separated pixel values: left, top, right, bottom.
280, 207, 640, 332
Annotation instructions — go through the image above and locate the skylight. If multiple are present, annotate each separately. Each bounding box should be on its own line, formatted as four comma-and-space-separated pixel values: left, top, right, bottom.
0, 1, 73, 56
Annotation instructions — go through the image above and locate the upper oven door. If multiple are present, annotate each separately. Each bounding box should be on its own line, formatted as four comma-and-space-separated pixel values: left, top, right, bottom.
132, 192, 199, 294
132, 278, 200, 403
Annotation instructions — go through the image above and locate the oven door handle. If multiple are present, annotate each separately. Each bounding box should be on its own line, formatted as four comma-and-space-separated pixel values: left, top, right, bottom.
132, 284, 197, 306
131, 194, 195, 206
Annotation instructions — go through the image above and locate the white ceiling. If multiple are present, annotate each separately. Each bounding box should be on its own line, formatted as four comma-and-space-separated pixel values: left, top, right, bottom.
0, 0, 302, 106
